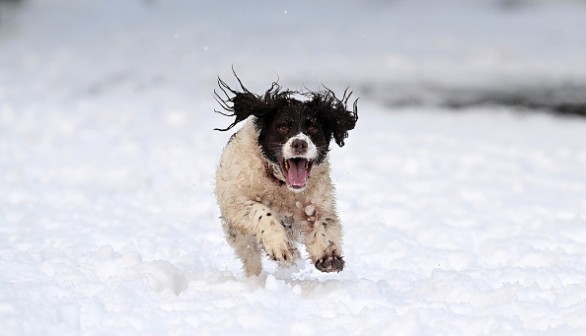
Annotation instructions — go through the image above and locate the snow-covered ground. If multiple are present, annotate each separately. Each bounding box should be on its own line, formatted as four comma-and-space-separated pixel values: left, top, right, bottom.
1, 0, 586, 334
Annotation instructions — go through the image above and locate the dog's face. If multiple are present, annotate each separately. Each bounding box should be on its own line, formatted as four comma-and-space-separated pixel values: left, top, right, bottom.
215, 77, 358, 192
256, 100, 330, 191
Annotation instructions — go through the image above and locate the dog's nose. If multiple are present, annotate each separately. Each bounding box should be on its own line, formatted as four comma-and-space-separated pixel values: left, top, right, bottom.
291, 139, 308, 155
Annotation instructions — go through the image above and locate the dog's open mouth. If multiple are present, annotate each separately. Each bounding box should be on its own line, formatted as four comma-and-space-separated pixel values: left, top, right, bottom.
280, 158, 314, 190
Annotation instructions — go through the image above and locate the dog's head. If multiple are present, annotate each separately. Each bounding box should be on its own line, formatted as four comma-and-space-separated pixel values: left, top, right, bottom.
215, 74, 358, 192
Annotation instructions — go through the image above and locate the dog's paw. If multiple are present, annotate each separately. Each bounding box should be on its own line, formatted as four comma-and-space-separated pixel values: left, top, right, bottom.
315, 254, 345, 273
265, 240, 298, 266
261, 227, 297, 266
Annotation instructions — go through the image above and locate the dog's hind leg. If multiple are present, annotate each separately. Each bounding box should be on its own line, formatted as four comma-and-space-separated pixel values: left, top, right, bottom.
233, 234, 263, 277
223, 219, 262, 276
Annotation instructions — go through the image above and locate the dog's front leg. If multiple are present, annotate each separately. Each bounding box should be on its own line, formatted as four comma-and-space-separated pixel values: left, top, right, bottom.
304, 215, 345, 273
242, 201, 298, 266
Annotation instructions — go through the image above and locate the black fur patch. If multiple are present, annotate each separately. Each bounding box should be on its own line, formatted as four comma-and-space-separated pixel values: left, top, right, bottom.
214, 71, 358, 167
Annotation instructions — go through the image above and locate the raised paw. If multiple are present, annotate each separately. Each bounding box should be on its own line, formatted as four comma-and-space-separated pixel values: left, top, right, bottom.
315, 255, 345, 273
265, 240, 298, 266
261, 228, 297, 266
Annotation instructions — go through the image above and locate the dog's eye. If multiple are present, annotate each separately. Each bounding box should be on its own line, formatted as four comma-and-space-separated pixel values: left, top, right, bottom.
307, 125, 319, 134
277, 124, 290, 134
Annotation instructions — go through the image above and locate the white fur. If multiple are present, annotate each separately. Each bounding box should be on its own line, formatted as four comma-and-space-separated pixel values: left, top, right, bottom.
282, 133, 318, 160
215, 118, 343, 276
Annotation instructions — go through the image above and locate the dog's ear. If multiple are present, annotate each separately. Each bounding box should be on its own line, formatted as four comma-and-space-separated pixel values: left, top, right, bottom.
228, 91, 270, 128
312, 89, 358, 147
332, 106, 358, 147
214, 75, 275, 132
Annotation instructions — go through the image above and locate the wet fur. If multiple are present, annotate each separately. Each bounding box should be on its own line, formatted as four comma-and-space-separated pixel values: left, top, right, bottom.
214, 74, 357, 276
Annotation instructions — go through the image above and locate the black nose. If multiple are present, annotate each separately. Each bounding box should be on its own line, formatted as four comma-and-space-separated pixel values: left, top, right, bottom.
291, 139, 308, 155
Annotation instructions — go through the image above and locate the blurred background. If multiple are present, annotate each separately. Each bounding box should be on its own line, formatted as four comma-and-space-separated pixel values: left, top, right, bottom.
2, 3, 586, 334
1, 0, 585, 115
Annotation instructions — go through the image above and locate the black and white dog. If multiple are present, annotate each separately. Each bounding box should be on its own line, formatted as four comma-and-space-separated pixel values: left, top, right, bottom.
214, 74, 358, 276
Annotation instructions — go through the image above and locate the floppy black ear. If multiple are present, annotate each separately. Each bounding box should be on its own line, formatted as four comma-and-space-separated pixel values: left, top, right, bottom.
213, 75, 271, 132
312, 89, 358, 147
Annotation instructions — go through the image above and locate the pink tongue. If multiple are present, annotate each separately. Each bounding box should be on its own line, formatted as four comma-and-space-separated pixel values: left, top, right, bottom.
286, 160, 309, 188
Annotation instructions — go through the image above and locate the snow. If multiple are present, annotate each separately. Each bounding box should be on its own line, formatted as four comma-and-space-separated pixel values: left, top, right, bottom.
1, 0, 586, 335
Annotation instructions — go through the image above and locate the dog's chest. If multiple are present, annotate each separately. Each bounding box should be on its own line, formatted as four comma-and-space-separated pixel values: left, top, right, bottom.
257, 189, 323, 233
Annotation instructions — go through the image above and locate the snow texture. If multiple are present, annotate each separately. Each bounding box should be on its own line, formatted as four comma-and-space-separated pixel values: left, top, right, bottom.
1, 0, 586, 335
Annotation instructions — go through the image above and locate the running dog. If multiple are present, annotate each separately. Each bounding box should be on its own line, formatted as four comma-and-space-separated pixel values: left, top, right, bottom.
214, 74, 358, 276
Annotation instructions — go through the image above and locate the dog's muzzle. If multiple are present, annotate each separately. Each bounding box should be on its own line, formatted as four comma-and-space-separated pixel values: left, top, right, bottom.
279, 134, 318, 191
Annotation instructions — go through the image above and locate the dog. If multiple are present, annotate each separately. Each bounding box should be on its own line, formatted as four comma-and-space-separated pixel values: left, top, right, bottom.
214, 74, 358, 277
